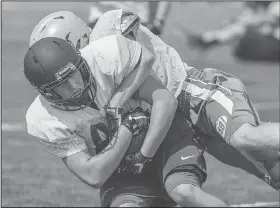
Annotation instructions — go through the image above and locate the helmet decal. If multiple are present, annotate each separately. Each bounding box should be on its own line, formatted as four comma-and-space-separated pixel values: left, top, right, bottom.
55, 62, 76, 80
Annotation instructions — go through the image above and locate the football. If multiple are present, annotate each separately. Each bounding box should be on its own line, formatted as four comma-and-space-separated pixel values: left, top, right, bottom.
125, 129, 148, 156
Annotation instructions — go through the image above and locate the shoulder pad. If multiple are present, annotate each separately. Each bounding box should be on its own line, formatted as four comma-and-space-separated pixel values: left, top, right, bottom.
121, 10, 141, 40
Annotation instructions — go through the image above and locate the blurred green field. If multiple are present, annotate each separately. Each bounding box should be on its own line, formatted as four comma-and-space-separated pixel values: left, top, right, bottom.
2, 2, 279, 207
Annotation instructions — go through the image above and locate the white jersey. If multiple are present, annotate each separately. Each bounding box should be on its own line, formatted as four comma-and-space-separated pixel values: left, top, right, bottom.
82, 34, 142, 107
26, 95, 107, 158
26, 33, 151, 159
26, 95, 150, 158
90, 9, 189, 98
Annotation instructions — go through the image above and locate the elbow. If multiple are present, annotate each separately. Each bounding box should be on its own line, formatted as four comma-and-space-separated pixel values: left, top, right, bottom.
153, 89, 178, 111
91, 180, 105, 189
88, 174, 106, 189
86, 167, 108, 189
164, 92, 178, 110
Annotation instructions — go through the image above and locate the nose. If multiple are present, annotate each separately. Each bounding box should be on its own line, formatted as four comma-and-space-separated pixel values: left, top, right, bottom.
67, 78, 83, 93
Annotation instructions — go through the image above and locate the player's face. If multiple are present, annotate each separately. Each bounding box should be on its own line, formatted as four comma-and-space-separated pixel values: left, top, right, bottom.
53, 70, 85, 99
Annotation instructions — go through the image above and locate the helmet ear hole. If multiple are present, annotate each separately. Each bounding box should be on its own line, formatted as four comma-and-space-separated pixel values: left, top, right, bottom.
29, 11, 90, 50
53, 16, 64, 20
33, 57, 38, 63
76, 39, 81, 51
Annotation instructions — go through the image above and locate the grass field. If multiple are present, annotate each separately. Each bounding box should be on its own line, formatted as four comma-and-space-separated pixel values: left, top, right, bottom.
2, 2, 279, 207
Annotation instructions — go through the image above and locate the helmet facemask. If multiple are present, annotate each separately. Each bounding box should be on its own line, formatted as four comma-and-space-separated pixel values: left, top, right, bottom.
39, 57, 97, 111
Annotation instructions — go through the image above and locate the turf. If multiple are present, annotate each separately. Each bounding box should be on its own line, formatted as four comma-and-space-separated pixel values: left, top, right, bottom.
2, 2, 279, 207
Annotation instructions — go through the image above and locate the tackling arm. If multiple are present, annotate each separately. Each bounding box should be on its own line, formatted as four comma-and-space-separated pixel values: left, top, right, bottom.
109, 11, 156, 110
62, 125, 132, 189
137, 75, 178, 158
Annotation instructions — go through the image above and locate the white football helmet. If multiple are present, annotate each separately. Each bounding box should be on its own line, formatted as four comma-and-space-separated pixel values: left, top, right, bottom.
29, 11, 92, 50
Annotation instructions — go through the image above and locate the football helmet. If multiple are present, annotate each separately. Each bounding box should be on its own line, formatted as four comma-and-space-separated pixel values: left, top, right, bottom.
24, 37, 96, 111
29, 11, 91, 50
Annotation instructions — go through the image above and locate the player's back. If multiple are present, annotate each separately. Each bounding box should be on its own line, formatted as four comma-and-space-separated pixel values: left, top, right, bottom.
137, 25, 188, 97
90, 9, 190, 98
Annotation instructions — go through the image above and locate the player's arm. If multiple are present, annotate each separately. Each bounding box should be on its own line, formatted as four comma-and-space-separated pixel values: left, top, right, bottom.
62, 109, 149, 188
108, 12, 156, 109
137, 74, 178, 158
26, 107, 140, 189
62, 125, 133, 188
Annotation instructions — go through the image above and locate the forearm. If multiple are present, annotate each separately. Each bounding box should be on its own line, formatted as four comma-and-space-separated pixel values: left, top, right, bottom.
87, 125, 132, 187
109, 62, 152, 108
140, 96, 177, 157
109, 34, 155, 108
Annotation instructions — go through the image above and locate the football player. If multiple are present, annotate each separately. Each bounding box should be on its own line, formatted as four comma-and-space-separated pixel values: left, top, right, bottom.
29, 11, 178, 171
27, 10, 279, 207
78, 9, 280, 179
87, 1, 172, 36
188, 1, 279, 49
25, 11, 227, 207
24, 36, 175, 207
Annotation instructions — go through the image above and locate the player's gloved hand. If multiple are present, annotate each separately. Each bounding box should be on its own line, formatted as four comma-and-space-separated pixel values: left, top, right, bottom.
124, 151, 152, 175
105, 106, 124, 135
122, 107, 150, 136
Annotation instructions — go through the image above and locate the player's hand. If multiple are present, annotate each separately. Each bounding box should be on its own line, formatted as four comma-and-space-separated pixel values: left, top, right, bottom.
124, 151, 152, 175
122, 107, 150, 136
105, 105, 124, 135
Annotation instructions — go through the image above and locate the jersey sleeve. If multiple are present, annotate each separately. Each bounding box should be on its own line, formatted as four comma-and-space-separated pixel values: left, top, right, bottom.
92, 34, 142, 85
26, 105, 87, 158
89, 9, 141, 42
89, 9, 123, 42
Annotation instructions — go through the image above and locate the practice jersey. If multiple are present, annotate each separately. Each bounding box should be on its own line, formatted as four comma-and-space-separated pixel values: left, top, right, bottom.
26, 12, 154, 159
26, 95, 150, 158
81, 34, 142, 107
90, 9, 189, 98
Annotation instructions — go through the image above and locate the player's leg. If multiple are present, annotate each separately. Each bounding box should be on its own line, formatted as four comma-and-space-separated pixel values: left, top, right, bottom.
194, 68, 279, 184
189, 4, 258, 49
203, 135, 280, 190
100, 171, 168, 207
162, 140, 227, 207
145, 2, 172, 36
231, 122, 279, 153
159, 114, 228, 207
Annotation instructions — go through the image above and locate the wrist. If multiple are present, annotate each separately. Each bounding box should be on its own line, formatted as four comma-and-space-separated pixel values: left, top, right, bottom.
122, 118, 140, 136
136, 151, 152, 163
119, 125, 134, 139
140, 149, 154, 159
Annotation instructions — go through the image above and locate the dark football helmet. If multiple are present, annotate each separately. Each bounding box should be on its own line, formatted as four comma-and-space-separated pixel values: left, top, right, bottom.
24, 37, 96, 111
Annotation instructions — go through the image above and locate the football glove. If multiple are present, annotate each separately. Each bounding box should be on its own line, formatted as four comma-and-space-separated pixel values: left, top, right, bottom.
124, 151, 152, 175
122, 107, 150, 136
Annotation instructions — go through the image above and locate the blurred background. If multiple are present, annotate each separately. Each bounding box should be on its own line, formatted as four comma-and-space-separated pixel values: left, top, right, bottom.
2, 1, 279, 207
